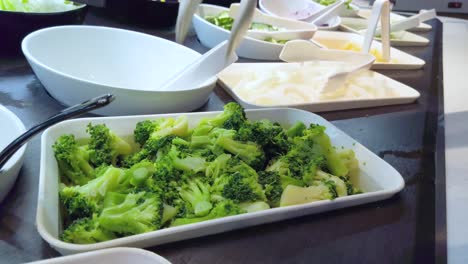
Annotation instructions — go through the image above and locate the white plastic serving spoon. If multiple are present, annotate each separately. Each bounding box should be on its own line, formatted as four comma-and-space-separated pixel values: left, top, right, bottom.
308, 0, 345, 25
228, 3, 317, 42
361, 0, 391, 61
175, 0, 203, 44
374, 9, 436, 35
279, 40, 375, 94
160, 0, 257, 91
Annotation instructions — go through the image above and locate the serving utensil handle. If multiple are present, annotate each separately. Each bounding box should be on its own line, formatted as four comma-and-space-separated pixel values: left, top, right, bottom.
0, 94, 115, 170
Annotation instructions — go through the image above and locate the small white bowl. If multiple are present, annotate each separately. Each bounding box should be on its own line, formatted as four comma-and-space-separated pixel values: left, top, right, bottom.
259, 0, 323, 21
258, 0, 340, 31
0, 105, 27, 203
193, 4, 316, 61
22, 26, 217, 116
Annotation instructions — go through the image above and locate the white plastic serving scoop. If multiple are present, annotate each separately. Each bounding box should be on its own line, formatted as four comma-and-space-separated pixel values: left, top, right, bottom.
160, 0, 257, 91
225, 0, 258, 61
228, 3, 317, 42
309, 0, 345, 25
175, 0, 203, 44
374, 9, 436, 35
279, 40, 375, 94
361, 0, 391, 61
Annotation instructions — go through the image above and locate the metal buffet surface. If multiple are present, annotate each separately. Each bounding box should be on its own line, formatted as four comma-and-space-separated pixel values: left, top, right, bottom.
0, 8, 445, 264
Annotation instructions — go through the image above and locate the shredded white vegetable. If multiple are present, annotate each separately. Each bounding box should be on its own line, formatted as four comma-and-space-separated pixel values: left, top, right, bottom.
228, 62, 399, 106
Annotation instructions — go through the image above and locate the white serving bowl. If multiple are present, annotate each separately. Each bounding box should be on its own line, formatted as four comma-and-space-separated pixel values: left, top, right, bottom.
22, 26, 217, 116
193, 4, 315, 60
259, 0, 323, 21
0, 105, 27, 203
27, 248, 170, 264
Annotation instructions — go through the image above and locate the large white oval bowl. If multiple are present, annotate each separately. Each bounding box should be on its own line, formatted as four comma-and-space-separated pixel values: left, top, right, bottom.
22, 26, 217, 116
0, 105, 27, 204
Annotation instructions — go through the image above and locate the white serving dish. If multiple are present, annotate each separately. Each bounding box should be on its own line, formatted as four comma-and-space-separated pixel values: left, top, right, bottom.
193, 4, 315, 60
339, 3, 360, 17
22, 26, 217, 116
258, 0, 323, 21
217, 63, 420, 111
312, 30, 425, 70
258, 0, 341, 31
229, 3, 317, 41
339, 17, 429, 47
358, 9, 432, 32
0, 105, 27, 203
38, 108, 405, 255
27, 247, 170, 264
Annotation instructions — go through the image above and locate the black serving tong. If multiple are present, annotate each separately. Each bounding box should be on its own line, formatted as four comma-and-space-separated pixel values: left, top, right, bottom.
0, 94, 115, 171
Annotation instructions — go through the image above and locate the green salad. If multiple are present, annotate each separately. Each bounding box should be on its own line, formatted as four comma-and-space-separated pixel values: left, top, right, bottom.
204, 11, 290, 44
55, 103, 362, 244
315, 0, 353, 10
0, 0, 82, 12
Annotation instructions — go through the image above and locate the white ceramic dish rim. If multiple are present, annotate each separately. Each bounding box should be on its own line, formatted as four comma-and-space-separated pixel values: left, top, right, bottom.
217, 67, 421, 108
21, 25, 216, 93
0, 104, 27, 173
196, 4, 307, 48
37, 108, 405, 252
28, 247, 171, 264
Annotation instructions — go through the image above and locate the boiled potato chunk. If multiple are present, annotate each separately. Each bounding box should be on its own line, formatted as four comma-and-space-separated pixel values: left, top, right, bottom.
280, 185, 332, 207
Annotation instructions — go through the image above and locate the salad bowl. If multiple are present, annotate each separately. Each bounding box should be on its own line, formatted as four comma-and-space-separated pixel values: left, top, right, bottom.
22, 26, 217, 116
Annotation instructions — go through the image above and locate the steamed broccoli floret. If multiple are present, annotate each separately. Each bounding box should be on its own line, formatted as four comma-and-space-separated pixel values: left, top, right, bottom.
119, 160, 156, 189
205, 153, 231, 180
236, 119, 289, 159
59, 166, 124, 222
87, 123, 132, 167
211, 167, 266, 203
122, 135, 176, 167
61, 215, 116, 244
286, 121, 307, 138
167, 143, 207, 173
265, 125, 327, 181
53, 134, 94, 185
196, 102, 246, 131
149, 116, 189, 139
171, 200, 245, 227
179, 179, 213, 217
99, 191, 164, 235
134, 120, 158, 146
302, 124, 349, 177
216, 136, 266, 170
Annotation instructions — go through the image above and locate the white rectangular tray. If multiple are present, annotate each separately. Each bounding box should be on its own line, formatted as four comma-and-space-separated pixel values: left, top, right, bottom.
313, 30, 425, 70
27, 248, 170, 264
218, 63, 420, 111
339, 17, 430, 47
357, 9, 432, 32
38, 108, 405, 255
